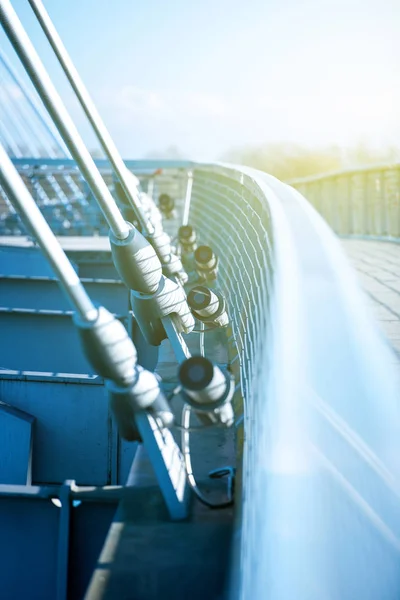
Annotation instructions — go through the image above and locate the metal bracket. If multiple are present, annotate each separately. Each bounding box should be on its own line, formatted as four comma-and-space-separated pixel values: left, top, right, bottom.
135, 413, 190, 520
209, 466, 236, 504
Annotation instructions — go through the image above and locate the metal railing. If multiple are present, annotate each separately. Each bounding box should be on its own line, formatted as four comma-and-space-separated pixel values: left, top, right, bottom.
188, 163, 400, 599
289, 163, 400, 241
0, 159, 189, 236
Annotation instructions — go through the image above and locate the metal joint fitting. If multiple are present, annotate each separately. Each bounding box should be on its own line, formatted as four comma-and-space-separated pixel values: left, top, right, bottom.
194, 245, 219, 281
130, 275, 195, 345
109, 222, 162, 293
145, 222, 188, 284
158, 193, 175, 217
74, 306, 137, 386
107, 367, 174, 440
150, 230, 174, 264
140, 192, 163, 233
187, 285, 229, 327
178, 225, 197, 254
162, 253, 189, 285
178, 356, 234, 427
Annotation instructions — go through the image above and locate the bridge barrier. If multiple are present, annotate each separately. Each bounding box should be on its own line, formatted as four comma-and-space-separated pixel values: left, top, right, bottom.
0, 372, 136, 486
0, 483, 119, 600
0, 159, 190, 236
0, 244, 130, 373
190, 163, 400, 600
289, 163, 400, 240
0, 275, 129, 312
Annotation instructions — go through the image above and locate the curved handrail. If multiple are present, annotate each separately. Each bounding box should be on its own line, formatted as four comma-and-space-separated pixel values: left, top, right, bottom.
189, 163, 400, 600
288, 161, 400, 185
288, 162, 400, 241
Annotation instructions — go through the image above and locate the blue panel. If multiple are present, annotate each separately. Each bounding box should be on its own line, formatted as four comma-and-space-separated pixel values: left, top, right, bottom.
0, 374, 111, 485
0, 310, 94, 373
11, 157, 195, 171
76, 259, 120, 280
0, 402, 34, 484
0, 245, 54, 276
0, 276, 129, 313
83, 279, 128, 313
129, 315, 159, 372
0, 245, 77, 276
68, 501, 118, 599
0, 497, 59, 600
119, 440, 139, 484
0, 310, 128, 373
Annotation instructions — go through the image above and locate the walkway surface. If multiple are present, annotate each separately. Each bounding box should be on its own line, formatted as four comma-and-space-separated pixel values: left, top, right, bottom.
342, 239, 400, 376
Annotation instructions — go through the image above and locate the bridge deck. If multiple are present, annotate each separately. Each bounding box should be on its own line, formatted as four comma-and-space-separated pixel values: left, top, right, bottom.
342, 239, 400, 375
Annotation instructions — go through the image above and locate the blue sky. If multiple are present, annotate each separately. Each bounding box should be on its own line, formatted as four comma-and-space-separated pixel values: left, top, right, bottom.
1, 0, 399, 159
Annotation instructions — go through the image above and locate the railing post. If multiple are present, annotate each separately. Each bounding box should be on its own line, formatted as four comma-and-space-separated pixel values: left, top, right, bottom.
182, 170, 193, 226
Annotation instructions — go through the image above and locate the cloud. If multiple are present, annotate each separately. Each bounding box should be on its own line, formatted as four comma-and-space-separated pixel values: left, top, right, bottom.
182, 92, 227, 117
116, 86, 164, 113
94, 81, 400, 159
99, 84, 231, 121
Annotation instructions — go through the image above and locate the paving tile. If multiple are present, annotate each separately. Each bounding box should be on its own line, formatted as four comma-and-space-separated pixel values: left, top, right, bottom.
342, 239, 400, 365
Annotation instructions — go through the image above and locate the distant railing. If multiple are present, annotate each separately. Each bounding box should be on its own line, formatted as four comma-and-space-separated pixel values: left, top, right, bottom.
0, 158, 191, 236
289, 163, 400, 241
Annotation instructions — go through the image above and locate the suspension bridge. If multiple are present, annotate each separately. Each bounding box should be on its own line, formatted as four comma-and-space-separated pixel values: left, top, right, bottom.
0, 1, 399, 599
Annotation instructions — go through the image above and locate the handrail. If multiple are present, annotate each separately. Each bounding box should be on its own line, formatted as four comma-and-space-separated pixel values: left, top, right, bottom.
288, 162, 400, 240
288, 161, 400, 185
187, 162, 399, 600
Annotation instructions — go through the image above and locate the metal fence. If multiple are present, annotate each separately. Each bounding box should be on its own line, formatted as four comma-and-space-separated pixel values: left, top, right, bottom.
0, 158, 190, 236
289, 163, 400, 241
189, 164, 399, 600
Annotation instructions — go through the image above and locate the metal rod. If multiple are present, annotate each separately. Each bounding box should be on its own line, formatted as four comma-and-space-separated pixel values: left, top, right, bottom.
0, 0, 129, 240
181, 405, 233, 508
0, 63, 60, 159
28, 0, 151, 235
0, 71, 73, 206
56, 482, 71, 600
0, 110, 22, 157
161, 316, 191, 363
0, 142, 97, 321
0, 47, 68, 157
182, 170, 193, 226
0, 72, 34, 155
0, 68, 40, 156
147, 177, 155, 200
0, 54, 88, 197
199, 320, 205, 357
